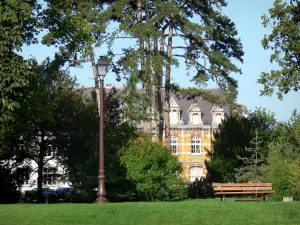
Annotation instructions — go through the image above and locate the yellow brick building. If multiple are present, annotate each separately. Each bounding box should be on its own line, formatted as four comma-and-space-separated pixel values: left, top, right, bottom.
152, 90, 229, 183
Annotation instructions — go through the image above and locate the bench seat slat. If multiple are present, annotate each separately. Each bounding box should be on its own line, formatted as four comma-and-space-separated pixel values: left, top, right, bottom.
213, 187, 273, 191
215, 191, 275, 195
213, 183, 272, 187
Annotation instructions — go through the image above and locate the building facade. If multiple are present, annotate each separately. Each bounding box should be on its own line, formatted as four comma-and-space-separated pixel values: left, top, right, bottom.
151, 91, 228, 183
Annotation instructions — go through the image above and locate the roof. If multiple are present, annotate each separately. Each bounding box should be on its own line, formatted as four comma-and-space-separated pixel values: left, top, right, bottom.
169, 91, 229, 125
79, 86, 230, 126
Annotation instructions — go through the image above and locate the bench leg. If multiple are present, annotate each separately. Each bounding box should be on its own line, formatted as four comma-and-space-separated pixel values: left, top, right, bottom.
264, 194, 268, 201
221, 195, 225, 202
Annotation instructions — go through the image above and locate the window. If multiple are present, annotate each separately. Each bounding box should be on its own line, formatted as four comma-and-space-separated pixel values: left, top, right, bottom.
192, 113, 199, 124
171, 109, 178, 124
216, 113, 223, 124
191, 136, 201, 154
43, 168, 58, 185
170, 136, 178, 154
189, 167, 203, 182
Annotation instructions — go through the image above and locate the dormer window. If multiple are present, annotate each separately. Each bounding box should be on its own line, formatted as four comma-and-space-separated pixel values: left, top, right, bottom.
188, 103, 202, 125
171, 109, 179, 124
192, 113, 199, 124
216, 113, 222, 124
212, 105, 225, 125
170, 96, 180, 125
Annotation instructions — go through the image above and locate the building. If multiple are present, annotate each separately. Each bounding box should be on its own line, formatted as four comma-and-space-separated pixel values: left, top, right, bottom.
150, 89, 229, 183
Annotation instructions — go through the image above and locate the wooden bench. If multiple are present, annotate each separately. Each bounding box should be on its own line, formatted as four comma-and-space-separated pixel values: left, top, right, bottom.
212, 183, 275, 201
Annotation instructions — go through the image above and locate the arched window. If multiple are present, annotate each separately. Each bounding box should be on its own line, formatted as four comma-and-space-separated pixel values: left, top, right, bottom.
189, 167, 203, 182
192, 113, 199, 124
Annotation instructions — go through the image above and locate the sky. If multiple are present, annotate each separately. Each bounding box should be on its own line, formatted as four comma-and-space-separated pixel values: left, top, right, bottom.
21, 0, 300, 122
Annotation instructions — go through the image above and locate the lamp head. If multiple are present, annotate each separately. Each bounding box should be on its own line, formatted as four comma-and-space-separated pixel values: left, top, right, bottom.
96, 56, 109, 80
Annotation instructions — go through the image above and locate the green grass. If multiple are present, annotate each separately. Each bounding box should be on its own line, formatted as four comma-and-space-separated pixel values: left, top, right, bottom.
0, 199, 299, 225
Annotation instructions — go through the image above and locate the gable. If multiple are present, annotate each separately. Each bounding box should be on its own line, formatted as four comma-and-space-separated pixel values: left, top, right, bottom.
170, 96, 179, 108
212, 104, 224, 112
188, 103, 201, 112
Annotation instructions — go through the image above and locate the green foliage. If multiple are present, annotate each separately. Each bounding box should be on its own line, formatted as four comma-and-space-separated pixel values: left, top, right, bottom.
1, 55, 89, 202
290, 156, 300, 200
295, 120, 300, 144
169, 187, 188, 200
0, 0, 40, 121
264, 110, 300, 200
235, 130, 266, 183
266, 138, 296, 200
0, 161, 29, 203
248, 107, 277, 159
205, 114, 252, 182
188, 178, 212, 198
206, 108, 278, 183
61, 88, 138, 202
41, 0, 244, 135
120, 135, 183, 201
271, 110, 300, 146
260, 0, 300, 99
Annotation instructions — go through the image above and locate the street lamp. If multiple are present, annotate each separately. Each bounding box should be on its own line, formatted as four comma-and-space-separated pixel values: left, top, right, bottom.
95, 56, 109, 204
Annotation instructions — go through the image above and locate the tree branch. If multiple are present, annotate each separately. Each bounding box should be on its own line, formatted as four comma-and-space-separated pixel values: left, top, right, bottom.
115, 36, 137, 39
172, 46, 187, 49
171, 54, 186, 58
165, 33, 186, 38
43, 155, 56, 166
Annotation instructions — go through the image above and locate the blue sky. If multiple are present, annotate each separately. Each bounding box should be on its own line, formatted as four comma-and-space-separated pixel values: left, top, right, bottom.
21, 0, 299, 122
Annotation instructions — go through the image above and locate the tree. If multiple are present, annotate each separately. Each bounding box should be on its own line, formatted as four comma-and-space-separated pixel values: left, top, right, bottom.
260, 0, 300, 99
290, 156, 300, 200
120, 135, 183, 201
235, 130, 266, 183
61, 88, 139, 202
266, 110, 300, 200
41, 0, 244, 147
205, 113, 252, 183
0, 159, 31, 203
248, 107, 277, 159
266, 138, 296, 200
3, 55, 85, 203
271, 110, 300, 146
206, 107, 279, 183
0, 0, 40, 122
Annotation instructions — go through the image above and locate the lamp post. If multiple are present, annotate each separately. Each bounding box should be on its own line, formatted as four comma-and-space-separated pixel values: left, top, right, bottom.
95, 56, 109, 204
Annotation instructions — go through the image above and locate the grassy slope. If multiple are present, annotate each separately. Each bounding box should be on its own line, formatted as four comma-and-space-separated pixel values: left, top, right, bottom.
0, 199, 299, 225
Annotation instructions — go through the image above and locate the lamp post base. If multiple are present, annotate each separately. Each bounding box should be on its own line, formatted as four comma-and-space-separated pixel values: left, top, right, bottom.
96, 196, 108, 204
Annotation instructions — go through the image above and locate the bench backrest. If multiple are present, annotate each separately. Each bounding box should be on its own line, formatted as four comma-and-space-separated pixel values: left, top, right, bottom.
213, 183, 273, 191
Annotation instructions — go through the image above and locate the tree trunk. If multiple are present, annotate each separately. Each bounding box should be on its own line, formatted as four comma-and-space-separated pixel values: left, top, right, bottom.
145, 0, 152, 133
91, 52, 99, 89
137, 0, 147, 132
137, 0, 144, 74
164, 5, 174, 148
156, 35, 165, 143
37, 134, 45, 204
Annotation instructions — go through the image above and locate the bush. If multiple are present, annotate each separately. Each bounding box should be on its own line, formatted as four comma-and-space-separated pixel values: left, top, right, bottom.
266, 139, 298, 201
0, 188, 21, 204
188, 178, 213, 198
120, 135, 183, 201
169, 187, 188, 200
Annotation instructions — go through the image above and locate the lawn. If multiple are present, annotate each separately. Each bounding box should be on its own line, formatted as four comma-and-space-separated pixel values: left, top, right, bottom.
0, 199, 299, 225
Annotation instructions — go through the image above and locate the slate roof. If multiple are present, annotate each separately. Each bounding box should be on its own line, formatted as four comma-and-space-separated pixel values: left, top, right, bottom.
80, 86, 229, 126
169, 90, 229, 125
